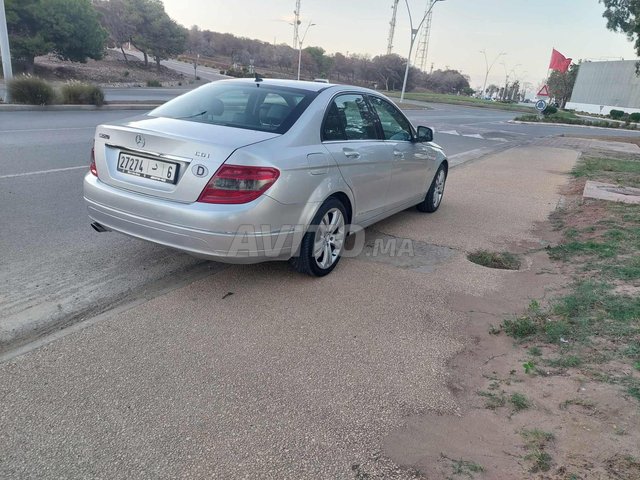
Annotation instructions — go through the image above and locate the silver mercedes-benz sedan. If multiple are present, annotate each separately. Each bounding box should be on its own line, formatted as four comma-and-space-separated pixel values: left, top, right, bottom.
84, 79, 448, 276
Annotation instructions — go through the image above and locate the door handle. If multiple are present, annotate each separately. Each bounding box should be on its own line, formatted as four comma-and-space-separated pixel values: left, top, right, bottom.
393, 150, 404, 158
343, 148, 361, 159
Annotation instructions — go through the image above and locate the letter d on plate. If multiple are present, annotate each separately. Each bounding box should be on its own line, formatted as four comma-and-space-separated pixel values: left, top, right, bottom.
192, 164, 209, 178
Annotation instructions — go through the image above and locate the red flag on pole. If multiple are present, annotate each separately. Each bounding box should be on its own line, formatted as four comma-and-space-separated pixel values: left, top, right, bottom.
549, 49, 572, 73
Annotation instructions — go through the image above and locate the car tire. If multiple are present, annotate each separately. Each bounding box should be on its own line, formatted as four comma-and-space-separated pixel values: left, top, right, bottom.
289, 197, 348, 277
417, 164, 447, 213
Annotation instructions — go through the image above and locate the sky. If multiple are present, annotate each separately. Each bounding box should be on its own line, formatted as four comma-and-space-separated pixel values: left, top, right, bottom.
161, 0, 637, 91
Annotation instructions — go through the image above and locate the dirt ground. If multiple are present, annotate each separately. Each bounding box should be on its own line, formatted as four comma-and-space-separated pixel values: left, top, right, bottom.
32, 50, 186, 87
382, 141, 640, 480
2, 143, 637, 479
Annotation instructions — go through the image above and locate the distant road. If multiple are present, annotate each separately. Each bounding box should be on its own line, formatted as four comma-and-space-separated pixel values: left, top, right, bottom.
122, 49, 229, 82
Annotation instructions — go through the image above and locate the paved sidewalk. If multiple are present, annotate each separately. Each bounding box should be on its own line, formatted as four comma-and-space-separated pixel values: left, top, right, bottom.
0, 146, 578, 479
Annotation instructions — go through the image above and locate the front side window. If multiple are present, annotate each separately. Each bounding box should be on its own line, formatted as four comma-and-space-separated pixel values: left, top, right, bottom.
369, 96, 413, 141
149, 82, 316, 134
322, 94, 378, 141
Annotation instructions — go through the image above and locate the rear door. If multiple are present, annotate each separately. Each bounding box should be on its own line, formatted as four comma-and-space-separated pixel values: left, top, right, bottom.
368, 95, 437, 208
321, 93, 391, 223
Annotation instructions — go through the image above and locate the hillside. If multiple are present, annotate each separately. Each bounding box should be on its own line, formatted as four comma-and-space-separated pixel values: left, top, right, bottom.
31, 50, 186, 87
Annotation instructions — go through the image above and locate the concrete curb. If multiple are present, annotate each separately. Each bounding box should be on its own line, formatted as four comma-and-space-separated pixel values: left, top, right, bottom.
509, 120, 640, 132
0, 104, 160, 112
387, 95, 534, 114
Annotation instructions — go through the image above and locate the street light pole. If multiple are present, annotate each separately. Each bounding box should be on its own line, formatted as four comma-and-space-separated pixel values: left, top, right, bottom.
297, 21, 315, 81
0, 0, 13, 102
400, 0, 444, 102
480, 50, 505, 99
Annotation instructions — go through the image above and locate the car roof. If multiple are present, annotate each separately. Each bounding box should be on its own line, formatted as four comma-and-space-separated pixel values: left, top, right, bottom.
221, 78, 349, 93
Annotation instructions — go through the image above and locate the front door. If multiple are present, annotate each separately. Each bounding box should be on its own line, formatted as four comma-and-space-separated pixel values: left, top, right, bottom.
368, 96, 437, 208
321, 93, 391, 224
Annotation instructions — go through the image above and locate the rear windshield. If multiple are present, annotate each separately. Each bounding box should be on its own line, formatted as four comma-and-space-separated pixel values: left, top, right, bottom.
148, 82, 318, 134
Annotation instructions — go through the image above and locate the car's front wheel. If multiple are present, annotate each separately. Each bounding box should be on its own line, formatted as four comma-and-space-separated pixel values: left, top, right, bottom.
289, 197, 347, 277
417, 164, 447, 213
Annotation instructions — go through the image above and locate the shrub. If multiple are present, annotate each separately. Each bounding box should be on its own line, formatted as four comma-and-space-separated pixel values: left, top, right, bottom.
60, 82, 105, 106
222, 69, 260, 78
8, 76, 56, 105
542, 105, 558, 115
630, 112, 640, 123
609, 109, 625, 120
146, 79, 162, 87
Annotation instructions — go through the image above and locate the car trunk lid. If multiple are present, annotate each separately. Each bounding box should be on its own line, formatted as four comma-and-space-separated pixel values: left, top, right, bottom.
93, 116, 279, 203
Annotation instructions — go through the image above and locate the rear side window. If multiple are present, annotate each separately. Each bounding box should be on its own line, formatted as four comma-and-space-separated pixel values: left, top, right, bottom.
322, 94, 378, 141
149, 82, 317, 134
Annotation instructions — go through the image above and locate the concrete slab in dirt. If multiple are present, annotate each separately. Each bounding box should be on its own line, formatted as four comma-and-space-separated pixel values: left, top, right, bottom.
583, 180, 640, 204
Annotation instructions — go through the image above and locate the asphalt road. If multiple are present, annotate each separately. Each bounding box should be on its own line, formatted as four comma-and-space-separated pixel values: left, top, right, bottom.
2, 105, 640, 352
0, 111, 219, 351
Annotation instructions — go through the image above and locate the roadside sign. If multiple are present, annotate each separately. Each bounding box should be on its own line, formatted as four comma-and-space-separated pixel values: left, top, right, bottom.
535, 100, 547, 112
537, 85, 550, 97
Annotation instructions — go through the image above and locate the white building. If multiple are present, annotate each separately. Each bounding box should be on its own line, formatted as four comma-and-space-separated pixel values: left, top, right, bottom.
566, 60, 640, 115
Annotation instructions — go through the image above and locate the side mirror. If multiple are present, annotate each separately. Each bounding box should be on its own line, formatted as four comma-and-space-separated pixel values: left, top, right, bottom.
416, 126, 433, 143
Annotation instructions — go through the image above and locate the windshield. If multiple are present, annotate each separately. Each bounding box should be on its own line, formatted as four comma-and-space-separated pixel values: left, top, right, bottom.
148, 82, 318, 134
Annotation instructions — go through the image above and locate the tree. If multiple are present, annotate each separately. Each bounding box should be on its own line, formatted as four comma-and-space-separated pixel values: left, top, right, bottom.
147, 15, 187, 70
125, 0, 186, 69
371, 54, 405, 91
94, 0, 134, 62
424, 69, 471, 94
507, 80, 520, 101
548, 63, 579, 108
601, 0, 640, 56
186, 25, 207, 56
486, 84, 499, 97
6, 0, 107, 71
303, 46, 333, 78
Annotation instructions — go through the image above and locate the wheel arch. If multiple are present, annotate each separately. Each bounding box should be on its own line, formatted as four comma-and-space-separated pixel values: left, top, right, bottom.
326, 191, 353, 226
440, 158, 449, 175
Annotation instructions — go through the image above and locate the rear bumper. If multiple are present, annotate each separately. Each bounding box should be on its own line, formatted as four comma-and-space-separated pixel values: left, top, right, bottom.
83, 174, 317, 264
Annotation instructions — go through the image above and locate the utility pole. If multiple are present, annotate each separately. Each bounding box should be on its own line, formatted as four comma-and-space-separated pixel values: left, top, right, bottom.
414, 0, 435, 71
386, 0, 400, 55
0, 0, 13, 102
297, 21, 315, 81
293, 0, 301, 49
480, 50, 505, 99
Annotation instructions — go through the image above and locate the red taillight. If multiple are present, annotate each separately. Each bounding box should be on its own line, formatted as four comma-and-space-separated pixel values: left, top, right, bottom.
90, 145, 98, 177
197, 165, 280, 204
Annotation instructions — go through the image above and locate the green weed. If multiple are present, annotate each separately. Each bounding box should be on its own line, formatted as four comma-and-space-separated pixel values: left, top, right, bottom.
522, 361, 536, 374
521, 429, 555, 473
477, 390, 506, 410
546, 355, 583, 368
528, 346, 542, 357
467, 250, 521, 270
509, 392, 531, 412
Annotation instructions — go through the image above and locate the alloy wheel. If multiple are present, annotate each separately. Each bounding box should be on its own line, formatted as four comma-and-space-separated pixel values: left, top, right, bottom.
313, 208, 346, 269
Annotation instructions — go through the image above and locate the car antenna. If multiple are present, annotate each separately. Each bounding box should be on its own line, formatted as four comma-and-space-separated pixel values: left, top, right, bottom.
255, 73, 263, 86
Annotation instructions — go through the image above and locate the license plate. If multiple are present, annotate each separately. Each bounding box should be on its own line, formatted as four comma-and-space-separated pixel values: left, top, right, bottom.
117, 153, 179, 184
